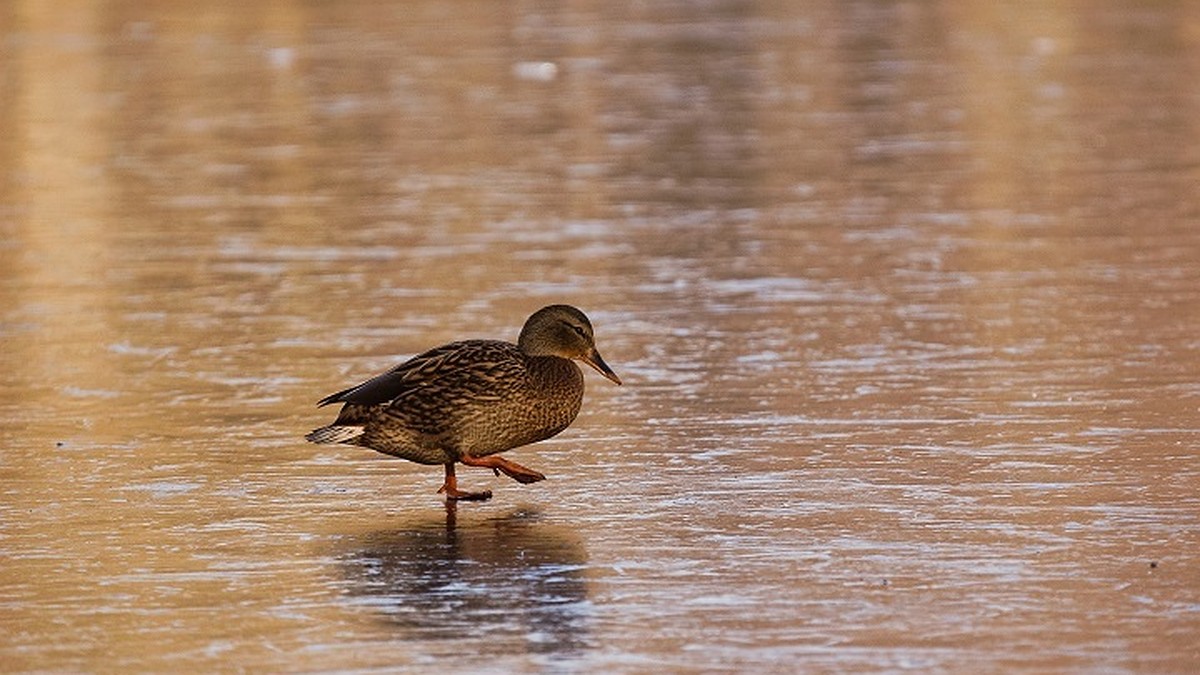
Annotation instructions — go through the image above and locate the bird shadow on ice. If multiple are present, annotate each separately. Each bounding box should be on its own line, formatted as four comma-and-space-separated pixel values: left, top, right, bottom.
336, 503, 592, 656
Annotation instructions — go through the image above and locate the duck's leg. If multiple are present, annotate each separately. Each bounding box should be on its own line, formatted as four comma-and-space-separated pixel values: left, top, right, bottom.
460, 454, 546, 484
437, 462, 493, 501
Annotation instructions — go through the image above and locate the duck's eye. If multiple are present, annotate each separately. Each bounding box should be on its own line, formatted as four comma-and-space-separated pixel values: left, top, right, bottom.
570, 324, 587, 338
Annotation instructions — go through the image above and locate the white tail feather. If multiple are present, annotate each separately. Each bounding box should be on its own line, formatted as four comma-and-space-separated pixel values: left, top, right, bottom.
305, 425, 365, 444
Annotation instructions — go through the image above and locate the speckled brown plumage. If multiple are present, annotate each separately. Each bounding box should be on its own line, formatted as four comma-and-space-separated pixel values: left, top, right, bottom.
306, 305, 621, 501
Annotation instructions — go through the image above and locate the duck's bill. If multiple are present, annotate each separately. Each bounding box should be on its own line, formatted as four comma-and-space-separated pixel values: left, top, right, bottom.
583, 349, 622, 385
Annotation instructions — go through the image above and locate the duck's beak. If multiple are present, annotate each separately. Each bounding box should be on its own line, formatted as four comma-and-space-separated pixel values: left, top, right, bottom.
582, 348, 622, 385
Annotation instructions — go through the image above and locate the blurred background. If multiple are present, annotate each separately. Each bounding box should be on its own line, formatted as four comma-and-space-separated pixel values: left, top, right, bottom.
2, 1, 1198, 671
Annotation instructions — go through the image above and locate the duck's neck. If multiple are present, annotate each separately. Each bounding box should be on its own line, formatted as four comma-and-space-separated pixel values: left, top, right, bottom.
527, 355, 584, 397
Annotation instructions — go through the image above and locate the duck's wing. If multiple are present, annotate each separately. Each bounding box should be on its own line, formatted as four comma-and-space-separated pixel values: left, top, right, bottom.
316, 340, 522, 408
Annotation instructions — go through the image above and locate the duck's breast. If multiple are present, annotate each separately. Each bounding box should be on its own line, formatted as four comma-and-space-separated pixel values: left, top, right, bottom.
460, 356, 583, 457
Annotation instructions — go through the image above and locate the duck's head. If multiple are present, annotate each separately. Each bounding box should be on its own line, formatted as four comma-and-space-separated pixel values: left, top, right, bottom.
518, 304, 622, 385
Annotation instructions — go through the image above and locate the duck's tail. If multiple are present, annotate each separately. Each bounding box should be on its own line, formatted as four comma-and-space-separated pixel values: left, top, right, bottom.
305, 425, 365, 444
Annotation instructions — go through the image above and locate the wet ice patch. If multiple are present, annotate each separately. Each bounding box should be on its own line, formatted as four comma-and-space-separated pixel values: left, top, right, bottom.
513, 61, 559, 81
122, 481, 203, 498
61, 386, 121, 399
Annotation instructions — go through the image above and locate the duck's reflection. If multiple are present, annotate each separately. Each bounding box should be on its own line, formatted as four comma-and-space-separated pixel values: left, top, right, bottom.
340, 503, 591, 655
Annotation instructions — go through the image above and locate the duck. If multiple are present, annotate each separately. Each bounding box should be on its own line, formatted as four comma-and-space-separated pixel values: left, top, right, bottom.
306, 304, 621, 501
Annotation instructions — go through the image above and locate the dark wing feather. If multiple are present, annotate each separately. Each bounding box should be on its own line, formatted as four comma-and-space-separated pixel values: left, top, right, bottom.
315, 340, 521, 408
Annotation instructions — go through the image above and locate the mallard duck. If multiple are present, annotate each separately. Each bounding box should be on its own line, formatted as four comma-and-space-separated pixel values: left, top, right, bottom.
306, 304, 621, 501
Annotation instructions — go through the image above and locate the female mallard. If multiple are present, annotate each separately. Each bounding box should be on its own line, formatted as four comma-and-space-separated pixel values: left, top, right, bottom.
306, 304, 621, 501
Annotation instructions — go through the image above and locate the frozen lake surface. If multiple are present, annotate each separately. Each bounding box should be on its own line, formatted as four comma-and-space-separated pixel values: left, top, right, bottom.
2, 1, 1198, 671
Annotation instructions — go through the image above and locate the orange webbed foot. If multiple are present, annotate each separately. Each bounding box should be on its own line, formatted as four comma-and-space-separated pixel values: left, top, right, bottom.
438, 463, 494, 501
460, 454, 546, 484
438, 486, 493, 501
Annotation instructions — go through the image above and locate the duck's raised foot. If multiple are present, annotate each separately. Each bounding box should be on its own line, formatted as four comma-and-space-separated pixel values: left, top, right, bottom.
460, 454, 546, 484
